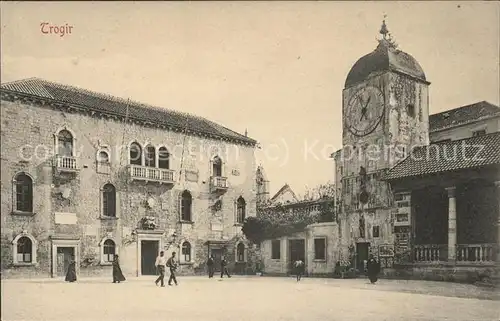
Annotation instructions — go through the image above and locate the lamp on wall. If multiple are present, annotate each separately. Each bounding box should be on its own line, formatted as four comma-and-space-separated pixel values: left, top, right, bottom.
165, 231, 178, 250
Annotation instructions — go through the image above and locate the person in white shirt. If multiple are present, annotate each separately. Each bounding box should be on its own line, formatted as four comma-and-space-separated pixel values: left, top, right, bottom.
155, 251, 167, 287
294, 259, 305, 282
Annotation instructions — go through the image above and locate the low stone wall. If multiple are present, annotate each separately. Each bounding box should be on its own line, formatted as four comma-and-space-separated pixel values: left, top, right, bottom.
381, 264, 500, 286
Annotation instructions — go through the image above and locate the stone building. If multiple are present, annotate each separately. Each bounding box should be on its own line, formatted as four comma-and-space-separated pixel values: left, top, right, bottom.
0, 78, 259, 279
333, 20, 500, 282
257, 183, 337, 276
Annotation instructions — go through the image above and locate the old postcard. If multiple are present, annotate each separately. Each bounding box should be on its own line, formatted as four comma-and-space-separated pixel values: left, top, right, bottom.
1, 1, 499, 321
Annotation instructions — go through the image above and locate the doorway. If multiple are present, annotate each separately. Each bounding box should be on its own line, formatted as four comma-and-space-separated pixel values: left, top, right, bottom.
288, 239, 306, 273
141, 240, 159, 275
356, 242, 370, 273
210, 248, 223, 272
56, 247, 75, 277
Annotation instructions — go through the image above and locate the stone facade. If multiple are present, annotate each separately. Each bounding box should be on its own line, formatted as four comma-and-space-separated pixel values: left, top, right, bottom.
430, 116, 500, 143
261, 222, 339, 276
0, 87, 258, 278
335, 24, 500, 284
335, 52, 430, 270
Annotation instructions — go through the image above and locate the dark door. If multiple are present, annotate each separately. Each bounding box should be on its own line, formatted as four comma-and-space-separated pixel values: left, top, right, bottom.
141, 240, 159, 275
56, 247, 75, 277
356, 242, 370, 273
288, 239, 306, 273
210, 248, 223, 272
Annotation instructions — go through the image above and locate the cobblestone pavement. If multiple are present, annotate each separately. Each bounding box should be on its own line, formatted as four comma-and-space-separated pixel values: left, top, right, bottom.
2, 276, 499, 321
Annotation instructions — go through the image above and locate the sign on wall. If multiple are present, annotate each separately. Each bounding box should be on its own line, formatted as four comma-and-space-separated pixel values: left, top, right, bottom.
393, 192, 411, 226
378, 244, 395, 257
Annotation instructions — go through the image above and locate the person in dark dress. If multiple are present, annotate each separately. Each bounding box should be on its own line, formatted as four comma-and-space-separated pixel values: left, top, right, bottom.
220, 256, 231, 278
65, 256, 77, 282
112, 255, 126, 283
207, 255, 215, 278
366, 255, 380, 284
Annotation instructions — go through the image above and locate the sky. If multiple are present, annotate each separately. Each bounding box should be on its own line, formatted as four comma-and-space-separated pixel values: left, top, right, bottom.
1, 1, 499, 197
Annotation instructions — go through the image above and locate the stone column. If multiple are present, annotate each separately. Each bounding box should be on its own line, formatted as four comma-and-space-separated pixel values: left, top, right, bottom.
445, 187, 457, 261
494, 181, 500, 263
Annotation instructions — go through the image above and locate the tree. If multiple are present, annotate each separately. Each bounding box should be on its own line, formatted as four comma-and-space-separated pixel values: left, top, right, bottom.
241, 217, 267, 245
311, 181, 336, 199
243, 181, 337, 243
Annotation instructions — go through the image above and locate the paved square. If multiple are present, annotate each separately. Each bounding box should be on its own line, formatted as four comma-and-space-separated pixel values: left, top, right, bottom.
2, 276, 499, 321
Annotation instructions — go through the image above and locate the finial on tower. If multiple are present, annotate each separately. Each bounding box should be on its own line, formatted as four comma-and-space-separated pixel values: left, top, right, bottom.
244, 128, 248, 137
377, 15, 398, 49
379, 15, 389, 39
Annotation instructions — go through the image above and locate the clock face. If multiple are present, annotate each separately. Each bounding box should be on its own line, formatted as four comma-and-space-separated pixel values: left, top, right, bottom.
346, 86, 385, 137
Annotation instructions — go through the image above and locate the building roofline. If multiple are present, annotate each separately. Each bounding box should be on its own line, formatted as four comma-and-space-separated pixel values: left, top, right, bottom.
0, 78, 258, 146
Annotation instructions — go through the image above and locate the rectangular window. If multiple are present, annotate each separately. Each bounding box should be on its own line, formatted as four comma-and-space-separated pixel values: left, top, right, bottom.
373, 226, 380, 238
472, 129, 486, 137
314, 238, 326, 260
271, 240, 281, 259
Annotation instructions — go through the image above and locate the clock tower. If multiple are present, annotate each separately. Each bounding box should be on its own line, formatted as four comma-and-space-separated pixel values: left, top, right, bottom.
335, 20, 430, 268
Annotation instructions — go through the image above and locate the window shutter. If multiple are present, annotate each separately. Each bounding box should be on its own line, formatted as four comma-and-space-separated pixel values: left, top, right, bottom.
115, 190, 121, 219
176, 191, 182, 221
234, 199, 237, 224
99, 186, 103, 218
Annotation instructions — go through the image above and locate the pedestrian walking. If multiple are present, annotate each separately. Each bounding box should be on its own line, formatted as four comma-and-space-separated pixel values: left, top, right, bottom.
65, 255, 77, 283
166, 252, 178, 286
220, 256, 231, 278
207, 255, 215, 278
155, 251, 167, 287
366, 255, 381, 284
112, 255, 126, 283
294, 259, 304, 282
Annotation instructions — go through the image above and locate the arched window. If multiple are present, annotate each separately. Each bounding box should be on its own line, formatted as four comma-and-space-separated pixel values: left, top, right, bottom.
17, 236, 33, 263
97, 151, 110, 163
145, 145, 156, 167
236, 243, 245, 262
158, 147, 170, 169
236, 196, 246, 224
181, 241, 191, 262
102, 184, 116, 217
103, 239, 116, 263
212, 156, 222, 177
57, 129, 73, 156
12, 233, 37, 265
129, 142, 142, 165
14, 173, 33, 213
181, 191, 192, 222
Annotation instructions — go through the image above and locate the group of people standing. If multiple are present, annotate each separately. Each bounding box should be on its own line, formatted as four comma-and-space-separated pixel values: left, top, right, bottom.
65, 254, 126, 283
64, 252, 381, 285
206, 255, 231, 278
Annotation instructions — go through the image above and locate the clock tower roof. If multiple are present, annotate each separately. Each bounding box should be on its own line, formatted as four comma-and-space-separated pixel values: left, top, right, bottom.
344, 20, 428, 88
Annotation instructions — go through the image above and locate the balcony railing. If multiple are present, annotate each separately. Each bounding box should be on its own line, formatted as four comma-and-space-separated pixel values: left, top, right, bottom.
456, 243, 496, 263
210, 176, 228, 191
413, 243, 497, 264
54, 155, 79, 172
413, 244, 446, 263
128, 165, 175, 184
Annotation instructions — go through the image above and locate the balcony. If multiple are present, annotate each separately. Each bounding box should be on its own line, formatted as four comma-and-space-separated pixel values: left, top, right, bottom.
54, 155, 79, 172
128, 165, 175, 185
210, 176, 228, 192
